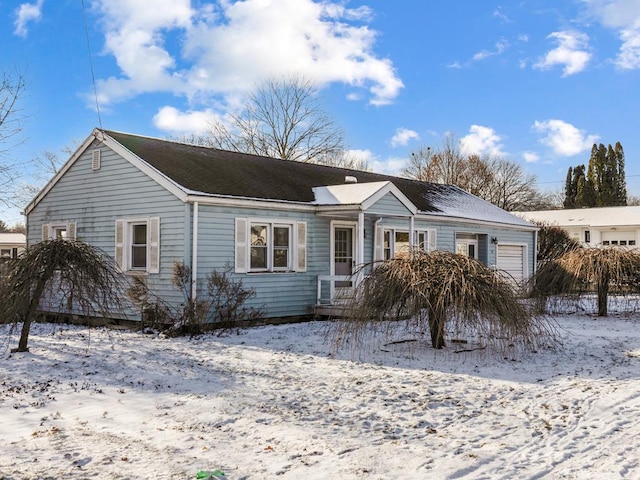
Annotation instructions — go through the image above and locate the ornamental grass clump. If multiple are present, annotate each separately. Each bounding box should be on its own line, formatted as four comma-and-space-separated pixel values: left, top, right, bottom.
333, 249, 555, 354
530, 246, 640, 316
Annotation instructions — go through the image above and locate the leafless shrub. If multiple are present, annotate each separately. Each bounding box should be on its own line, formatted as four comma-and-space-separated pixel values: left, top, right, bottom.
0, 239, 128, 352
529, 246, 640, 316
128, 262, 264, 336
331, 249, 556, 356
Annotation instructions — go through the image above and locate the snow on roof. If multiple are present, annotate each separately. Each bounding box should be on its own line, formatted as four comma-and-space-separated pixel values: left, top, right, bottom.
312, 181, 392, 206
0, 233, 25, 245
517, 206, 640, 228
427, 188, 535, 228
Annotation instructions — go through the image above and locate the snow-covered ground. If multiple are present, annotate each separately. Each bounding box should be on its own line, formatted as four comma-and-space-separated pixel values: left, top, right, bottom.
2, 313, 640, 479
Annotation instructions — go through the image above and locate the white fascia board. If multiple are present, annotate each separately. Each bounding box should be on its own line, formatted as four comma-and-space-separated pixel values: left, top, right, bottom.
100, 131, 189, 202
361, 182, 418, 215
185, 193, 316, 212
23, 129, 100, 215
416, 212, 539, 231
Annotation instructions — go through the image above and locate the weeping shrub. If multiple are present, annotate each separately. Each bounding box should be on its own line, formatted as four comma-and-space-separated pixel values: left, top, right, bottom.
529, 246, 640, 316
333, 249, 556, 354
0, 239, 128, 352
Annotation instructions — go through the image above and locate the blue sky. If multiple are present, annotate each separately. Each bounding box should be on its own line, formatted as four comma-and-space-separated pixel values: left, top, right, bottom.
2, 0, 640, 224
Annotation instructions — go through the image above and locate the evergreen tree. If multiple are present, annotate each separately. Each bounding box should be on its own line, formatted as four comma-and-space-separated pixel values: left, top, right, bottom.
614, 142, 627, 205
564, 167, 575, 208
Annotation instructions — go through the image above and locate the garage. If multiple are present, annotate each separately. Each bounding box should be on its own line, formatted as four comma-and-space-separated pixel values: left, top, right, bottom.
497, 244, 526, 286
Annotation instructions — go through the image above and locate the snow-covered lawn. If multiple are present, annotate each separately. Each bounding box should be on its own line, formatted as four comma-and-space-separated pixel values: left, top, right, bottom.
2, 314, 640, 479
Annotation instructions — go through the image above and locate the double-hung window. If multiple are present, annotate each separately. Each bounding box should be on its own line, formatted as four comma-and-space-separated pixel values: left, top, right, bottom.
249, 222, 291, 271
115, 217, 160, 274
375, 225, 436, 261
383, 230, 410, 260
236, 218, 306, 273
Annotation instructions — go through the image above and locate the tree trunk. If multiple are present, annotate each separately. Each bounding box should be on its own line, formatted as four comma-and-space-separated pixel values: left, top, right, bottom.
428, 304, 446, 349
14, 277, 48, 352
597, 275, 609, 317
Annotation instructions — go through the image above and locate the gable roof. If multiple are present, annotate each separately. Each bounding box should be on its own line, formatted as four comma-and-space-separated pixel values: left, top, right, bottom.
25, 128, 535, 229
312, 181, 417, 214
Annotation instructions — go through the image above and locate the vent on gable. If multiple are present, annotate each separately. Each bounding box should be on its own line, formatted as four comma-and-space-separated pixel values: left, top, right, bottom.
91, 149, 101, 171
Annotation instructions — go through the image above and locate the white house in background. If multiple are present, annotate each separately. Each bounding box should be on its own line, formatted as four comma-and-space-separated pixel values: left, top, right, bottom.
517, 206, 640, 247
0, 232, 26, 259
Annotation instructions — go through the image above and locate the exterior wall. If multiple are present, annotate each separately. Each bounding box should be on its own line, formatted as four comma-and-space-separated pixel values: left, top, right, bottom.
195, 203, 322, 318
367, 193, 413, 216
27, 141, 188, 320
415, 218, 536, 277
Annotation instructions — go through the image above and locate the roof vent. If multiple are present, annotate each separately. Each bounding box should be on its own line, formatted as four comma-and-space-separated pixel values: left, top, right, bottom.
345, 175, 357, 184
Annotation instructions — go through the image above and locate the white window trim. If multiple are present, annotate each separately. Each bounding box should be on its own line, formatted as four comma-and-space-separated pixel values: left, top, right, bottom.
375, 227, 437, 261
115, 217, 160, 274
42, 222, 77, 241
235, 217, 306, 273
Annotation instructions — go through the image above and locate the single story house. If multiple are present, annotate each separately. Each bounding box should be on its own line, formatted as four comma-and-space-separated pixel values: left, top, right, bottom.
518, 206, 640, 248
25, 128, 537, 321
0, 232, 26, 259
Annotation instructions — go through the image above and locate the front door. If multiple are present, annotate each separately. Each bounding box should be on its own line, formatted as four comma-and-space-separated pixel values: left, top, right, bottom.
333, 224, 355, 293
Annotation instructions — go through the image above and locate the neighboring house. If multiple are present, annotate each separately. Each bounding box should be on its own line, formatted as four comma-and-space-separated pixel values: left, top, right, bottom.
0, 232, 25, 259
0, 232, 25, 276
518, 206, 640, 248
25, 128, 537, 321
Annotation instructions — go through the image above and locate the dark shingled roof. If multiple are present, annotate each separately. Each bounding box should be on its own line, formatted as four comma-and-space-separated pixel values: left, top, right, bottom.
105, 130, 533, 227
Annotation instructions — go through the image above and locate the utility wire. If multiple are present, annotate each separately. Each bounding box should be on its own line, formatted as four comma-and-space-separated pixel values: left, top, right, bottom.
81, 0, 102, 130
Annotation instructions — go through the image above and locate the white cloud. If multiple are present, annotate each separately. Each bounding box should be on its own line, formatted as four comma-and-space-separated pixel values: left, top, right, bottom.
13, 0, 44, 38
460, 125, 505, 157
523, 151, 540, 163
152, 106, 222, 134
583, 0, 640, 70
472, 39, 509, 61
534, 31, 592, 76
390, 128, 419, 148
533, 119, 599, 156
91, 0, 403, 116
370, 155, 407, 176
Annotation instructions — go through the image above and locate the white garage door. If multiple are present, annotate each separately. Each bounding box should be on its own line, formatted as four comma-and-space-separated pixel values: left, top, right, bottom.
497, 244, 526, 286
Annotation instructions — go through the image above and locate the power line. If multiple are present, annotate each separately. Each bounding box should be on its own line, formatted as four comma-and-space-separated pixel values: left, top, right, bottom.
81, 0, 102, 130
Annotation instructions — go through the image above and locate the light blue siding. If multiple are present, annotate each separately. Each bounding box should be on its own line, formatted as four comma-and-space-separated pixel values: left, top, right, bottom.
28, 141, 188, 320
366, 192, 413, 216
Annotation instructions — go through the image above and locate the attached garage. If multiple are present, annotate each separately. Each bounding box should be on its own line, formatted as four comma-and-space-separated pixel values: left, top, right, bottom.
497, 244, 527, 286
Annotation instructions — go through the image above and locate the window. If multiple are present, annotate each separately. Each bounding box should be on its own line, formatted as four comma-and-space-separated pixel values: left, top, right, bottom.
374, 226, 437, 261
0, 249, 11, 258
235, 218, 305, 273
249, 222, 291, 271
42, 222, 76, 241
382, 230, 410, 259
115, 217, 160, 274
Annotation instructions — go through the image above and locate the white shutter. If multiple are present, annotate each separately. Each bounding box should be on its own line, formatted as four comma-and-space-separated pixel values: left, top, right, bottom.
295, 221, 307, 272
428, 229, 437, 252
115, 220, 124, 271
42, 223, 50, 241
373, 222, 384, 261
67, 222, 77, 240
235, 218, 248, 273
148, 217, 160, 274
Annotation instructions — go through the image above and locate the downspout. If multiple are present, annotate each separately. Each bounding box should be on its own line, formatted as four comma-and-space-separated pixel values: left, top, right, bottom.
191, 201, 199, 301
409, 216, 415, 247
357, 211, 365, 286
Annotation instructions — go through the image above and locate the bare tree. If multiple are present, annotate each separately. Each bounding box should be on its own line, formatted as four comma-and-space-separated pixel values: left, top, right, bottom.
0, 69, 27, 209
200, 75, 346, 164
403, 134, 545, 211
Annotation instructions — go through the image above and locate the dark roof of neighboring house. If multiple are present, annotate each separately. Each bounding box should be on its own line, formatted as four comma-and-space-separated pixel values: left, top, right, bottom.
105, 130, 533, 227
